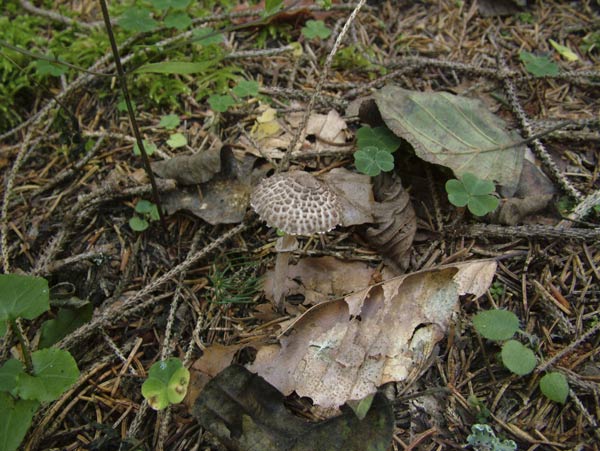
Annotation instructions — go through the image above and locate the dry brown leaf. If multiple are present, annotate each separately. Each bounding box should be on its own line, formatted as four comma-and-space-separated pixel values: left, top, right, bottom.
151, 145, 222, 185
263, 256, 378, 305
249, 260, 497, 408
319, 168, 374, 226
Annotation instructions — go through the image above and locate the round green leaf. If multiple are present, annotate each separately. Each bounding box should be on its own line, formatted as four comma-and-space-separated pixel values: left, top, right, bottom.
356, 126, 402, 153
17, 348, 79, 402
473, 309, 519, 341
133, 139, 156, 156
445, 179, 469, 207
0, 393, 39, 451
301, 20, 332, 40
118, 7, 159, 33
39, 304, 93, 349
0, 359, 25, 393
135, 200, 154, 214
166, 132, 187, 148
232, 80, 259, 98
208, 94, 235, 113
159, 114, 181, 130
468, 194, 499, 216
167, 366, 190, 404
142, 358, 189, 410
354, 146, 395, 177
0, 274, 49, 322
164, 11, 192, 30
501, 340, 536, 376
540, 372, 569, 404
461, 173, 495, 196
129, 216, 149, 232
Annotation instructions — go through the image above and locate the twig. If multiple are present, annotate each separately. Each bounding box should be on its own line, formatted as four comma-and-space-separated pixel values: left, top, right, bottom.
280, 0, 367, 171
458, 224, 600, 240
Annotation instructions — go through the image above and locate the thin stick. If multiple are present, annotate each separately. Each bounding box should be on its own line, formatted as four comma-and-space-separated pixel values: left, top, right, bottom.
98, 0, 167, 233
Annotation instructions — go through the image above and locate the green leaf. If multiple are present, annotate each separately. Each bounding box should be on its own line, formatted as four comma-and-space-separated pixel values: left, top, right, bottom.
39, 304, 93, 349
135, 200, 159, 221
192, 27, 223, 46
164, 11, 192, 30
142, 358, 190, 410
118, 7, 159, 33
150, 0, 191, 9
133, 139, 157, 156
302, 20, 332, 40
129, 216, 149, 232
356, 126, 402, 153
208, 94, 236, 113
16, 348, 79, 402
373, 86, 525, 196
549, 39, 579, 62
159, 114, 180, 130
0, 359, 24, 393
0, 392, 39, 451
445, 179, 469, 207
166, 132, 187, 148
35, 56, 67, 77
473, 309, 519, 341
445, 174, 498, 216
519, 51, 559, 77
468, 194, 499, 217
346, 393, 374, 420
0, 320, 6, 336
501, 340, 536, 376
134, 60, 217, 74
264, 0, 283, 15
354, 146, 395, 176
540, 372, 569, 403
232, 80, 260, 98
0, 274, 49, 322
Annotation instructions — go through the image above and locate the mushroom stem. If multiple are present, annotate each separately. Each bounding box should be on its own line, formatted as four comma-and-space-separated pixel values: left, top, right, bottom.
272, 234, 298, 312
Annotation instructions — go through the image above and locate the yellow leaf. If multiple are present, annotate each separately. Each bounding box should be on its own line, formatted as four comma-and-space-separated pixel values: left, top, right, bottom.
549, 39, 579, 62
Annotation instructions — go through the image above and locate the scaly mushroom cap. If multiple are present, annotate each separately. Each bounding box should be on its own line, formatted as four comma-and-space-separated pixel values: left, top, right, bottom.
251, 171, 342, 235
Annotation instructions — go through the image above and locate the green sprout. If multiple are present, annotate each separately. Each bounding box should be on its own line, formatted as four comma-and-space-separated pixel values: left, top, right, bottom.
129, 199, 160, 232
445, 173, 499, 216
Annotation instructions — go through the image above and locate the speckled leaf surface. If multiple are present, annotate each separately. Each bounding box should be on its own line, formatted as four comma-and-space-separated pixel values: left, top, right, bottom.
249, 260, 497, 408
373, 85, 525, 196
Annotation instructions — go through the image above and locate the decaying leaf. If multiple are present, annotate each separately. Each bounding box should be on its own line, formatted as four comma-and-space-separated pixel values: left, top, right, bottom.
319, 168, 374, 226
264, 256, 378, 305
193, 365, 394, 451
372, 85, 525, 196
151, 144, 222, 185
362, 174, 416, 270
477, 0, 525, 17
250, 260, 497, 408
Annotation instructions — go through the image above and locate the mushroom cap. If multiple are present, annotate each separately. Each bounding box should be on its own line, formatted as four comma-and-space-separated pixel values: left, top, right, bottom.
251, 171, 342, 235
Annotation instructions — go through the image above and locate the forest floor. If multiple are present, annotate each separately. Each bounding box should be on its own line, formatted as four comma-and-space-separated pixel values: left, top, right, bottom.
1, 0, 600, 450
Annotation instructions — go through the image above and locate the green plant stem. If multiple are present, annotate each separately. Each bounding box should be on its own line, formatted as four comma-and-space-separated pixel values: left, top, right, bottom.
10, 319, 33, 374
98, 0, 167, 234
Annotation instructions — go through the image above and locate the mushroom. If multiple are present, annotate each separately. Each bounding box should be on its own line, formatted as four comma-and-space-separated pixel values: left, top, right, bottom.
250, 171, 342, 311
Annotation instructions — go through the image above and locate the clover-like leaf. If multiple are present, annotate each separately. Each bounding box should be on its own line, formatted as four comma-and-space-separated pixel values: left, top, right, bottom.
519, 51, 559, 77
302, 20, 332, 40
16, 348, 79, 402
119, 7, 159, 33
133, 139, 157, 156
166, 132, 187, 148
142, 358, 190, 410
354, 146, 395, 177
356, 126, 402, 153
164, 11, 192, 30
540, 372, 569, 404
445, 173, 498, 216
0, 274, 49, 322
473, 309, 519, 341
232, 80, 259, 98
0, 393, 39, 451
159, 114, 180, 130
129, 216, 149, 232
501, 340, 536, 376
208, 94, 235, 113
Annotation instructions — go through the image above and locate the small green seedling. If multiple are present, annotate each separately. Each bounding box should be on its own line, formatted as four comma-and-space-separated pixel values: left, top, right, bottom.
158, 113, 181, 130
142, 358, 190, 410
166, 132, 187, 149
301, 20, 331, 40
208, 94, 236, 113
473, 309, 569, 403
133, 139, 157, 156
129, 199, 160, 232
466, 424, 517, 451
353, 125, 402, 176
519, 50, 559, 77
445, 173, 499, 216
0, 274, 80, 451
